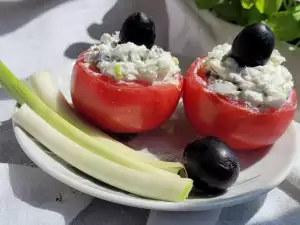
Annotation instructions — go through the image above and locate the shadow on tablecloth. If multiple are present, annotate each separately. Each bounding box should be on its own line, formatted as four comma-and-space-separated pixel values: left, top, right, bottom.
71, 198, 149, 225
279, 180, 300, 204
0, 0, 72, 36
259, 208, 300, 225
216, 194, 267, 225
0, 119, 34, 166
0, 88, 11, 101
64, 0, 170, 60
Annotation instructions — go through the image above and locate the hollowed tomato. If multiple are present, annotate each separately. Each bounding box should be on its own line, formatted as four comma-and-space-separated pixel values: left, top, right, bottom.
71, 52, 183, 133
183, 57, 297, 150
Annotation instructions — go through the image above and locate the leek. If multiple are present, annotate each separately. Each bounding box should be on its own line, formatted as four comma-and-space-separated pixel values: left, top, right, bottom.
0, 61, 180, 178
13, 104, 192, 202
27, 71, 184, 174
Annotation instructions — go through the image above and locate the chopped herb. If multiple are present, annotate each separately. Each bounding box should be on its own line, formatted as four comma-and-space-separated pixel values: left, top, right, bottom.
221, 53, 231, 63
172, 56, 179, 65
114, 64, 124, 79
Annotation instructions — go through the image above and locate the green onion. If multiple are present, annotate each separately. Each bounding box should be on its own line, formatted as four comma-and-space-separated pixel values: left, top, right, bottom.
0, 61, 180, 177
13, 104, 192, 201
0, 61, 192, 201
27, 71, 185, 174
114, 64, 124, 79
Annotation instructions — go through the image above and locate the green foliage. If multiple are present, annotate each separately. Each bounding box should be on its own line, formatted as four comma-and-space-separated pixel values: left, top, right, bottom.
195, 0, 300, 43
255, 0, 283, 15
241, 0, 255, 9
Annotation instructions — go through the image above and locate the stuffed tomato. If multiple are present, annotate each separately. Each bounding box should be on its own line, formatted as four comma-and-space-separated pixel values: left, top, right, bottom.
183, 24, 297, 150
71, 13, 182, 133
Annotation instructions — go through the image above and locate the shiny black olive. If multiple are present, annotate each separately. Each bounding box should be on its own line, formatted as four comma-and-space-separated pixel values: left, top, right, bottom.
119, 12, 156, 49
183, 137, 240, 193
231, 23, 275, 67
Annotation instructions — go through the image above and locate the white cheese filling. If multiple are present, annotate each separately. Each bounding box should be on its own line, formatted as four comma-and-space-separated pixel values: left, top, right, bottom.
204, 43, 294, 109
83, 32, 180, 84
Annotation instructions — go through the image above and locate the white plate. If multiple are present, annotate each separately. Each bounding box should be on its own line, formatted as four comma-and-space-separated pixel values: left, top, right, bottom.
13, 63, 298, 211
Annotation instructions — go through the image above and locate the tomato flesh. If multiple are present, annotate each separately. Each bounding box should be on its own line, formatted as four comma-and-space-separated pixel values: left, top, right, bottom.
183, 58, 297, 150
71, 52, 183, 133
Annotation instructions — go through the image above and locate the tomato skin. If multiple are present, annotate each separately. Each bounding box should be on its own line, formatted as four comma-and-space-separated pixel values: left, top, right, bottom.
183, 58, 297, 150
71, 52, 183, 133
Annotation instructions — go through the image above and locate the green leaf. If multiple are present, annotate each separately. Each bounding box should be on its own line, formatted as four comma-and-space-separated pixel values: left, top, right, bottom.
195, 0, 220, 9
241, 0, 255, 9
213, 0, 247, 25
266, 9, 300, 41
293, 5, 300, 21
245, 6, 267, 24
255, 0, 283, 14
282, 0, 296, 10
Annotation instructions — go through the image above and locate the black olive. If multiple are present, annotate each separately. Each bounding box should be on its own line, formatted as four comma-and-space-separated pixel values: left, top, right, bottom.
183, 137, 240, 193
231, 23, 275, 67
119, 12, 156, 49
101, 129, 138, 143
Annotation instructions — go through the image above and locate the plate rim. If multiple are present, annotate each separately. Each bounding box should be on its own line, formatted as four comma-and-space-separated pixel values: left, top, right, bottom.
12, 117, 298, 211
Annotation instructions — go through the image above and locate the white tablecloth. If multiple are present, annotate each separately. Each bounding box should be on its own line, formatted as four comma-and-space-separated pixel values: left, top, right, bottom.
1, 0, 300, 224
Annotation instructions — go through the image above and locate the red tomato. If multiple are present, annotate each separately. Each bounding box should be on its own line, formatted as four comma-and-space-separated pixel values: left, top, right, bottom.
183, 57, 297, 150
71, 52, 183, 133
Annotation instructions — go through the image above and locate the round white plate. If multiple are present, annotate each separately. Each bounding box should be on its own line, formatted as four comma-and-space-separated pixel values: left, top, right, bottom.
13, 63, 298, 211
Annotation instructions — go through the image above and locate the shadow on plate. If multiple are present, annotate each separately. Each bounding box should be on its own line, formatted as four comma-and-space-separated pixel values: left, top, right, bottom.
127, 101, 198, 162
127, 101, 271, 172
235, 146, 271, 171
188, 188, 226, 199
